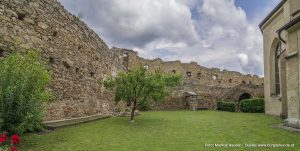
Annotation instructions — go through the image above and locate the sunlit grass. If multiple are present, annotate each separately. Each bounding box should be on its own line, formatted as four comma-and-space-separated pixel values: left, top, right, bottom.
22, 111, 299, 151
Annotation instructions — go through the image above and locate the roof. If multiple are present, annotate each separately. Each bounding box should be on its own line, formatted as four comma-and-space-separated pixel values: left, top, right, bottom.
259, 0, 287, 30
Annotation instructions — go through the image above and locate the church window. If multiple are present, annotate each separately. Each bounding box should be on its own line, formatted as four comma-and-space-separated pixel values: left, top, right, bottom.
275, 43, 281, 95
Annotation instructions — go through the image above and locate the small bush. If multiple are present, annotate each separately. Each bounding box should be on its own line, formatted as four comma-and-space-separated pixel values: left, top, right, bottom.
217, 101, 235, 112
137, 101, 151, 111
0, 50, 51, 134
240, 98, 264, 113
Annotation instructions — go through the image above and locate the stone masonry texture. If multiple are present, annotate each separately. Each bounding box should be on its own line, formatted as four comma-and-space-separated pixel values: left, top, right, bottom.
112, 48, 264, 110
0, 0, 264, 121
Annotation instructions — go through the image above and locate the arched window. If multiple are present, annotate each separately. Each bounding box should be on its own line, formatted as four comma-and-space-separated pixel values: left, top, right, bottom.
275, 42, 281, 95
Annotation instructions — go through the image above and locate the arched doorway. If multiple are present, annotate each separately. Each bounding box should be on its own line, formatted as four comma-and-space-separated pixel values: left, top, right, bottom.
237, 93, 251, 111
239, 93, 251, 101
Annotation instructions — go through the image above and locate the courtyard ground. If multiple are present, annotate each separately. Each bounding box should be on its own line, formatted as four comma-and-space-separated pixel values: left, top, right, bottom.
22, 111, 300, 151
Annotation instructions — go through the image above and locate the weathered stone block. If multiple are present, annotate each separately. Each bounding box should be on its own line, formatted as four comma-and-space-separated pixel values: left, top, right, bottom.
5, 9, 17, 18
37, 22, 48, 29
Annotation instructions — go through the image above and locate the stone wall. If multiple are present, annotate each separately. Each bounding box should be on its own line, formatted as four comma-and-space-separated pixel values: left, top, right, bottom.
112, 48, 263, 87
0, 0, 125, 121
112, 48, 264, 110
0, 0, 264, 122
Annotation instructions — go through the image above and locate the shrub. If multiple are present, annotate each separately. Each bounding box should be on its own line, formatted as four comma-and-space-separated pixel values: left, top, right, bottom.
0, 50, 51, 134
217, 101, 235, 112
137, 101, 151, 111
240, 98, 264, 113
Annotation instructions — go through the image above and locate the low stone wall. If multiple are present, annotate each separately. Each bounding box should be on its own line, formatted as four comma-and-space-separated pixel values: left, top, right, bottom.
44, 114, 110, 128
150, 97, 187, 110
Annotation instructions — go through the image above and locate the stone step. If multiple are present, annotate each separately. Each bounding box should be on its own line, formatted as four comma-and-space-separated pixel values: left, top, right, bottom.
44, 114, 110, 129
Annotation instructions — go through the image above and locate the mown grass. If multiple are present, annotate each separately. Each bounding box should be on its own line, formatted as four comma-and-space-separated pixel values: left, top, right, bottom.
22, 111, 300, 151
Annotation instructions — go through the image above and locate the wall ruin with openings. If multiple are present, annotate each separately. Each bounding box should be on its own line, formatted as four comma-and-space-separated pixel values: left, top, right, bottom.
112, 48, 264, 110
0, 0, 126, 121
0, 0, 264, 122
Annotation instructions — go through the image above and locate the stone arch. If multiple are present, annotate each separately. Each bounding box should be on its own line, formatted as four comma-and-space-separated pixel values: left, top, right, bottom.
268, 38, 288, 117
237, 92, 251, 111
239, 93, 251, 101
269, 38, 280, 95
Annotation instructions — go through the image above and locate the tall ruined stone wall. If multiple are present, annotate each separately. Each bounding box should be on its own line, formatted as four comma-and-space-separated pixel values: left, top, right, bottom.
112, 48, 264, 87
0, 0, 264, 122
112, 48, 264, 110
0, 0, 125, 121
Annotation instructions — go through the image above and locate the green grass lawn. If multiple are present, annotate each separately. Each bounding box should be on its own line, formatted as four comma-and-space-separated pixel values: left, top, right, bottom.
22, 111, 300, 151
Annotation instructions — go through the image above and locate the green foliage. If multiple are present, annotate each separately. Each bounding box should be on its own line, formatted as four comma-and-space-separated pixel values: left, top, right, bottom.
217, 101, 235, 112
21, 111, 300, 151
0, 50, 51, 134
104, 67, 181, 120
137, 101, 151, 111
0, 146, 9, 151
240, 98, 264, 113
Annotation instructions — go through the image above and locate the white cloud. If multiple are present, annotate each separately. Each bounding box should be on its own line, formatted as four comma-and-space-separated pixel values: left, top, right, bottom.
58, 0, 273, 76
238, 53, 249, 66
60, 0, 199, 48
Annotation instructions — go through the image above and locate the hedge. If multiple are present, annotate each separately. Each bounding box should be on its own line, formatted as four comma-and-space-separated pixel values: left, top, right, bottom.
217, 101, 235, 112
240, 98, 264, 113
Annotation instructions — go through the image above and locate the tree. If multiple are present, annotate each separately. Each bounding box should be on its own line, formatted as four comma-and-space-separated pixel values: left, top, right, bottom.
104, 67, 181, 122
0, 50, 51, 134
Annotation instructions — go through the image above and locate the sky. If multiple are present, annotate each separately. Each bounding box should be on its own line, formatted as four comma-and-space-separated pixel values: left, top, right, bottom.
59, 0, 281, 76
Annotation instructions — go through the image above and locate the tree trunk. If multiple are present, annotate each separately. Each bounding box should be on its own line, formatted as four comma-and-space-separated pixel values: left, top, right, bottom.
130, 100, 137, 122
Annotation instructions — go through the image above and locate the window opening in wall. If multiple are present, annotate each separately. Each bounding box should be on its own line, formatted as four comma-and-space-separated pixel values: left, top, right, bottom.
197, 73, 201, 77
63, 61, 71, 69
17, 12, 26, 20
49, 57, 55, 64
53, 31, 58, 37
172, 70, 176, 74
186, 72, 192, 77
144, 64, 149, 70
242, 81, 246, 84
90, 72, 95, 77
76, 67, 79, 73
229, 79, 232, 83
123, 53, 129, 67
213, 75, 218, 80
0, 48, 4, 57
275, 42, 281, 95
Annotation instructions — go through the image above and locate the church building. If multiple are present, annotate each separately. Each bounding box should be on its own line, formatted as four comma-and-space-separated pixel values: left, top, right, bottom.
260, 0, 300, 128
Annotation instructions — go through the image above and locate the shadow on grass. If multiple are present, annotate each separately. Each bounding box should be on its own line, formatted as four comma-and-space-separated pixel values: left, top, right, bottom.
115, 116, 167, 127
